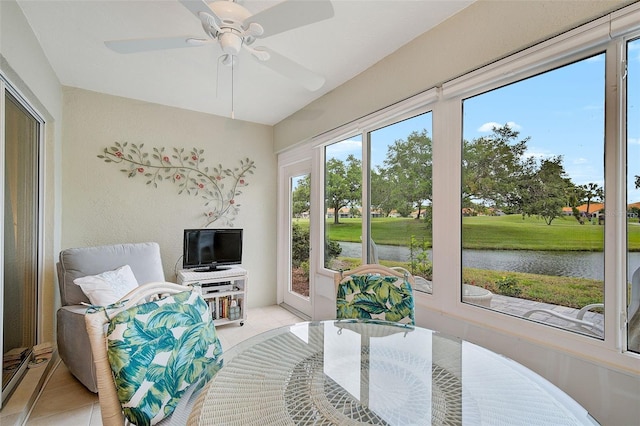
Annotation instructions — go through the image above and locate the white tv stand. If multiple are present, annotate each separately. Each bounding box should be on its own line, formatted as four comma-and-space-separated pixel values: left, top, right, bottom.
177, 266, 247, 327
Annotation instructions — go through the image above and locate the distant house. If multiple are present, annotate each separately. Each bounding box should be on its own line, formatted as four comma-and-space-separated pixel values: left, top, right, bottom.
326, 207, 355, 219
627, 201, 640, 218
562, 202, 604, 218
487, 208, 505, 216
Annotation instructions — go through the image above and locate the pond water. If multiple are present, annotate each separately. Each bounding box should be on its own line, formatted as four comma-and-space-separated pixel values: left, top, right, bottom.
338, 242, 640, 280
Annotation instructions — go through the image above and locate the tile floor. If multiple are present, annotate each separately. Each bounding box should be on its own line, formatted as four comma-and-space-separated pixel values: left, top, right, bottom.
24, 305, 304, 425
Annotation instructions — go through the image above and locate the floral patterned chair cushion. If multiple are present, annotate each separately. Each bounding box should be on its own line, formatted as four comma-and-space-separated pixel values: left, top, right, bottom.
336, 273, 415, 325
106, 290, 222, 426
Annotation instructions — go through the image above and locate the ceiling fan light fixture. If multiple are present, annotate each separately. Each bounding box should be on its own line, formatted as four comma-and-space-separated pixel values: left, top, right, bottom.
107, 0, 332, 92
218, 31, 242, 55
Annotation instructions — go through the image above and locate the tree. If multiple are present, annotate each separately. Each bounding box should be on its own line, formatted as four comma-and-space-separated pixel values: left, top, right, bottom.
325, 155, 361, 224
505, 154, 538, 217
291, 174, 310, 218
383, 130, 432, 219
371, 167, 401, 217
580, 182, 603, 215
524, 156, 572, 225
462, 125, 529, 209
566, 184, 588, 224
395, 201, 414, 218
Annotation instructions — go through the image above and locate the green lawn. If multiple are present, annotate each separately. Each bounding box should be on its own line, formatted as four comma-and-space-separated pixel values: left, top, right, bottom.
323, 217, 429, 246
461, 214, 606, 251
296, 215, 640, 309
289, 214, 640, 308
315, 214, 640, 251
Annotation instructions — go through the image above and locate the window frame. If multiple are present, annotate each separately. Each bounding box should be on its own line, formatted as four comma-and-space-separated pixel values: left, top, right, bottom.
314, 90, 438, 273
459, 50, 608, 338
290, 3, 640, 371
436, 36, 631, 366
624, 32, 640, 353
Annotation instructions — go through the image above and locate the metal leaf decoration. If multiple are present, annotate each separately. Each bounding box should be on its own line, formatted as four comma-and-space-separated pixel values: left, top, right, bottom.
98, 142, 256, 226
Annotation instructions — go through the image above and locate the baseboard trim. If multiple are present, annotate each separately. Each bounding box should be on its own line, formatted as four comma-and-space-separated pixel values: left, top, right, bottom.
279, 303, 310, 321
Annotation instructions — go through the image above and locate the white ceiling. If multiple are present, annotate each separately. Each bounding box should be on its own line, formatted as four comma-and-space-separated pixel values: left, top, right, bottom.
17, 0, 474, 125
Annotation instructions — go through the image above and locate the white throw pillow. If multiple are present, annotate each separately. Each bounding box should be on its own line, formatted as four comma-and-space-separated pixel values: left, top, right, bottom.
74, 265, 139, 306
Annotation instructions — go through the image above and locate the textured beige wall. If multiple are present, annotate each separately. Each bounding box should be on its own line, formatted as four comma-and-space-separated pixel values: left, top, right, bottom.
61, 87, 276, 307
1, 0, 63, 343
274, 0, 635, 150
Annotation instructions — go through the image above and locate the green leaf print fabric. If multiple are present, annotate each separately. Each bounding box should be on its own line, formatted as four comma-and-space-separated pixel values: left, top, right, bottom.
106, 291, 223, 426
336, 274, 415, 325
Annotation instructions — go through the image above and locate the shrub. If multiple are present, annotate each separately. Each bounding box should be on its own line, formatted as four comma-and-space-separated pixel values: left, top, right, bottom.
408, 235, 433, 279
300, 260, 310, 277
291, 223, 310, 268
495, 276, 522, 297
293, 224, 340, 274
325, 239, 342, 261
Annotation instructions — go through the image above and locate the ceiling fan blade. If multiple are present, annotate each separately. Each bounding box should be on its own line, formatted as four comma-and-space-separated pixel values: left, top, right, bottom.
105, 37, 210, 54
178, 0, 213, 19
253, 46, 325, 91
246, 0, 334, 38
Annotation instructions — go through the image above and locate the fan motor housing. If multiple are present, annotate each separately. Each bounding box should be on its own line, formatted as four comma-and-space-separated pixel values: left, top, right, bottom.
208, 1, 251, 27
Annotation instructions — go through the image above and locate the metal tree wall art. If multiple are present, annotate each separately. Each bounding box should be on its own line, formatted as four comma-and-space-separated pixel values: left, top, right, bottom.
99, 142, 256, 226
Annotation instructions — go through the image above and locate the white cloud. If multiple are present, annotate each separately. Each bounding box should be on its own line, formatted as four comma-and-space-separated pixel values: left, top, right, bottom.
522, 148, 550, 160
477, 121, 522, 132
628, 137, 640, 146
325, 138, 362, 160
328, 138, 361, 151
573, 158, 589, 165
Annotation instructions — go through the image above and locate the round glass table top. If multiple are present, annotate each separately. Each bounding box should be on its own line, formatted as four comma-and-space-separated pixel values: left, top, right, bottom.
189, 320, 597, 425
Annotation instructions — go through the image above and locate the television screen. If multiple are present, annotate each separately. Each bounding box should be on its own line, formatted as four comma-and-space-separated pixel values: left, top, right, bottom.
183, 229, 243, 271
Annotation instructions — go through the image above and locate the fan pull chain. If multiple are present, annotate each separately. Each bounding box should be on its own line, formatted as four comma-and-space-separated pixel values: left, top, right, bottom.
215, 55, 222, 99
231, 56, 235, 120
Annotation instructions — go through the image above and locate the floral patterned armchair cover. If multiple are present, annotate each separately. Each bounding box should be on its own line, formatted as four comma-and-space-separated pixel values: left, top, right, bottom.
334, 264, 415, 325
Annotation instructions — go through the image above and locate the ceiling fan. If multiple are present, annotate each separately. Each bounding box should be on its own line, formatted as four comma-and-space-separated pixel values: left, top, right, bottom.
105, 0, 334, 91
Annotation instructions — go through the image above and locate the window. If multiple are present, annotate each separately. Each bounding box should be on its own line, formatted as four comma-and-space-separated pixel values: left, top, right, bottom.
288, 173, 311, 306
461, 54, 606, 338
369, 113, 433, 293
322, 111, 433, 283
287, 5, 640, 373
627, 37, 640, 354
324, 136, 362, 269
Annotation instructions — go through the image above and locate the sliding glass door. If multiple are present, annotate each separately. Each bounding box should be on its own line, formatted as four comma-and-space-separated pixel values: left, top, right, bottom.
1, 85, 42, 405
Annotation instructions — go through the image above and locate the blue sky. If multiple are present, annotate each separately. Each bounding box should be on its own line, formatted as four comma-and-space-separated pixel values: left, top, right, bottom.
326, 39, 640, 203
464, 52, 606, 192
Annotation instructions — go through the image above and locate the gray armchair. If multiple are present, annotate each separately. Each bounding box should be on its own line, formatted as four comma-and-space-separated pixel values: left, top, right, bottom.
56, 242, 166, 392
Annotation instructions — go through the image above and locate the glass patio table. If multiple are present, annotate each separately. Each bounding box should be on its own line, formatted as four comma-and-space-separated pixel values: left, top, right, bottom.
188, 319, 597, 425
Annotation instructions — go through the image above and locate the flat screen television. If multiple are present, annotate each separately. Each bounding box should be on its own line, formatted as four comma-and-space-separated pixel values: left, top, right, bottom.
182, 228, 243, 272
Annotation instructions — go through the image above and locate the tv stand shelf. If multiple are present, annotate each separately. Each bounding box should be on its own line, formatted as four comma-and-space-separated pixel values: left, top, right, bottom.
177, 266, 247, 327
